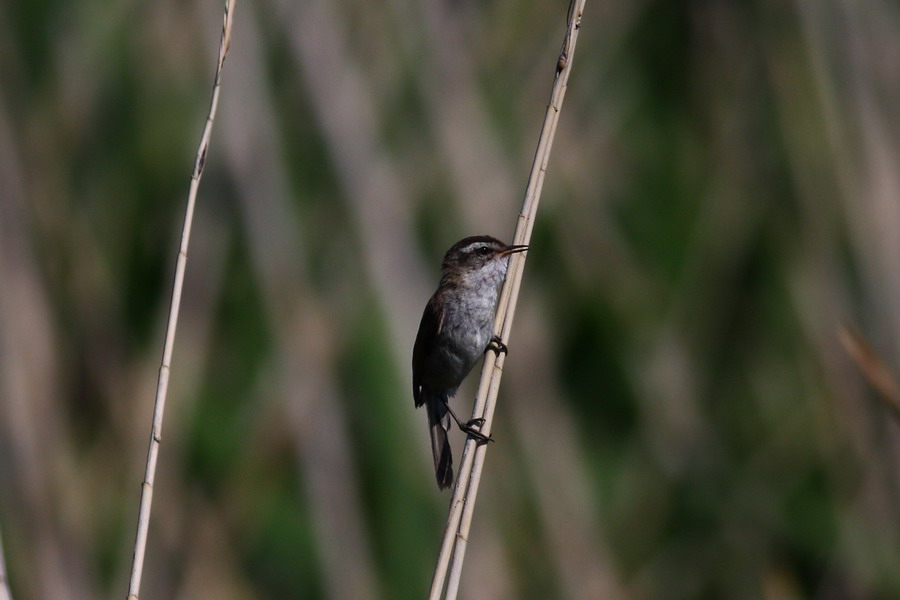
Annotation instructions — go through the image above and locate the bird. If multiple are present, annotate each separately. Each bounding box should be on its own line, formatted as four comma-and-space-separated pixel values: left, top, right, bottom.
412, 235, 528, 489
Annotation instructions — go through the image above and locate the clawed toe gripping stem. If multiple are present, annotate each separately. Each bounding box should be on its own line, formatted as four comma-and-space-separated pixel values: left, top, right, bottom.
487, 335, 508, 356
445, 404, 494, 443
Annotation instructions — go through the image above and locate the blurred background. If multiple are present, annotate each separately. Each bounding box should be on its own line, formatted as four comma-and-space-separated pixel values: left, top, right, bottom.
2, 0, 900, 598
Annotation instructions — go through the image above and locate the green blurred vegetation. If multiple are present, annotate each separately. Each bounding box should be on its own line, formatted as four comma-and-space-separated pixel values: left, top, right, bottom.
2, 0, 900, 599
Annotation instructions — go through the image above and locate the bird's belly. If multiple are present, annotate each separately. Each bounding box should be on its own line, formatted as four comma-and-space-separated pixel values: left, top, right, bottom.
420, 287, 499, 395
421, 321, 490, 393
444, 293, 496, 351
448, 322, 490, 358
441, 319, 491, 374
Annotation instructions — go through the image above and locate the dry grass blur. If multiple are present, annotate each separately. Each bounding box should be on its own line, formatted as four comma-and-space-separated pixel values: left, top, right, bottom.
1, 1, 900, 599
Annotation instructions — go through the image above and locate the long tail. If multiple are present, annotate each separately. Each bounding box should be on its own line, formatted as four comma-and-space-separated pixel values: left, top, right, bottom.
426, 397, 453, 489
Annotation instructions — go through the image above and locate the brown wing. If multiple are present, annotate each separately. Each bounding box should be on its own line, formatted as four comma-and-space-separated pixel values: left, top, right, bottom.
412, 294, 443, 407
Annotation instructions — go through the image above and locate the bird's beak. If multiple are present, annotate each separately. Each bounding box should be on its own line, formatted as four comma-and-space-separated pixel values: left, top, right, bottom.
500, 245, 529, 256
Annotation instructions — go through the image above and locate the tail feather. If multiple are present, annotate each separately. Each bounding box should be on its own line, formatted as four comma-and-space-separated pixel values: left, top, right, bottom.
426, 398, 453, 489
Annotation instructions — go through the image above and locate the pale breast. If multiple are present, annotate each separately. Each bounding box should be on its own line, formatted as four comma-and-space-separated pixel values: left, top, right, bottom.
441, 281, 501, 357
429, 254, 510, 386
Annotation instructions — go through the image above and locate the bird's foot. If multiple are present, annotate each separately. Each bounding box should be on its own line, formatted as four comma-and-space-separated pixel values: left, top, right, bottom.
461, 418, 494, 443
487, 335, 508, 356
445, 403, 495, 443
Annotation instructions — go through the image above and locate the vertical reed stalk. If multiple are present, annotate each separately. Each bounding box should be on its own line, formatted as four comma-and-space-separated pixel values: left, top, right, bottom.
125, 2, 236, 598
429, 1, 587, 597
0, 524, 11, 600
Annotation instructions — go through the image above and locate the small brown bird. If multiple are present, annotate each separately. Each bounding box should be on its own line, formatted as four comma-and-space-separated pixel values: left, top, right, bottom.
412, 235, 528, 489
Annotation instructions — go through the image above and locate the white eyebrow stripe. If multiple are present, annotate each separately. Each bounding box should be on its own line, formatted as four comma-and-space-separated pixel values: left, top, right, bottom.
461, 242, 487, 254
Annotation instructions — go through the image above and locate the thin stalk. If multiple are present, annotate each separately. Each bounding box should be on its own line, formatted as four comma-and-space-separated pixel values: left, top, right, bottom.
0, 524, 11, 600
429, 0, 587, 597
840, 324, 900, 423
125, 2, 236, 598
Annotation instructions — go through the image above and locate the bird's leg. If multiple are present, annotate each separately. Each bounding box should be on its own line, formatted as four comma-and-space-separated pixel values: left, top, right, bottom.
486, 335, 508, 356
444, 401, 494, 443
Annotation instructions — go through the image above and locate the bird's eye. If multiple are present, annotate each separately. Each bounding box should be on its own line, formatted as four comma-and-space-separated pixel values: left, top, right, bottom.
477, 246, 491, 256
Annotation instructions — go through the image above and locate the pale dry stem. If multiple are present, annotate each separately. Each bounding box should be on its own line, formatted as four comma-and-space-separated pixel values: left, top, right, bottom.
839, 324, 900, 423
125, 1, 236, 598
0, 524, 11, 600
429, 1, 588, 598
